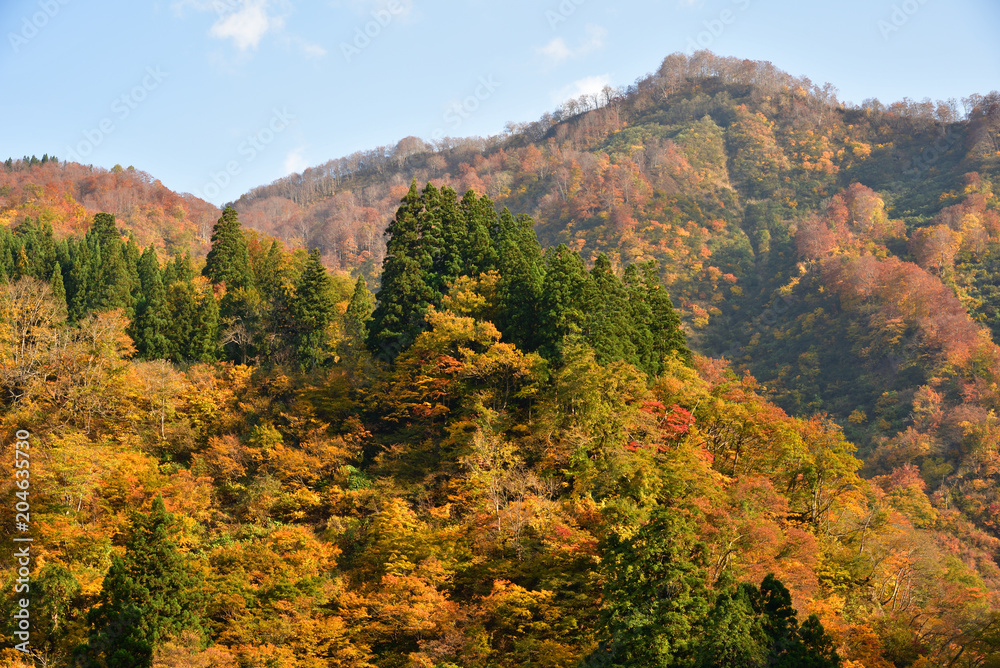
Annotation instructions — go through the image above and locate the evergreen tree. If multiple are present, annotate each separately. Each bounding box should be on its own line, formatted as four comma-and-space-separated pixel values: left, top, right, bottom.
93, 240, 136, 316
641, 261, 692, 369
537, 244, 590, 360
589, 512, 712, 667
291, 249, 336, 369
585, 255, 638, 367
367, 180, 440, 360
495, 209, 544, 351
50, 261, 66, 308
130, 247, 170, 359
787, 615, 841, 668
191, 284, 220, 362
203, 206, 253, 292
624, 263, 657, 373
459, 189, 498, 275
435, 185, 468, 290
88, 212, 120, 250
253, 239, 285, 300
163, 252, 196, 286
164, 281, 197, 362
749, 575, 841, 668
66, 239, 91, 322
0, 228, 15, 280
695, 585, 769, 668
344, 275, 374, 343
79, 496, 203, 668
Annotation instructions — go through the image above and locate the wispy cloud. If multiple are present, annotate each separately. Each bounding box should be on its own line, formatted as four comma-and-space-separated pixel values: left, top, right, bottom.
172, 0, 325, 58
552, 73, 611, 104
284, 146, 309, 174
537, 24, 606, 64
209, 0, 281, 51
288, 35, 327, 58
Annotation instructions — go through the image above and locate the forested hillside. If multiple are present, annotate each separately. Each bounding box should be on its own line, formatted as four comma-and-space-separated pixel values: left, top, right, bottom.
1, 49, 1000, 667
0, 157, 219, 255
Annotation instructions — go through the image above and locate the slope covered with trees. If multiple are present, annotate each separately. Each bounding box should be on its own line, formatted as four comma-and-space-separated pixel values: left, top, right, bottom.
1, 49, 1000, 667
0, 158, 219, 256
0, 191, 997, 667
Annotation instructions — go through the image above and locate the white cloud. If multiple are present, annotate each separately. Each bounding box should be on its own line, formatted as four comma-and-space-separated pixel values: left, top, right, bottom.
209, 0, 280, 51
287, 34, 327, 58
537, 24, 606, 64
173, 0, 325, 58
553, 74, 612, 104
284, 147, 309, 175
539, 37, 573, 63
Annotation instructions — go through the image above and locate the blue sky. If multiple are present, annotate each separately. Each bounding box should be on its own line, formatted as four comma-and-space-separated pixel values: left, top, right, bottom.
2, 0, 998, 205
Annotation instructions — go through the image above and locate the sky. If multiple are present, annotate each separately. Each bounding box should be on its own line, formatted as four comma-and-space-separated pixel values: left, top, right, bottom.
2, 0, 998, 206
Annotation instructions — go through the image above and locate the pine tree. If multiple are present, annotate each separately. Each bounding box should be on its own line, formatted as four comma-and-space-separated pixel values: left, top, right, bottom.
88, 212, 120, 250
130, 247, 170, 359
459, 189, 498, 275
79, 496, 203, 668
291, 249, 336, 369
367, 180, 440, 360
537, 244, 590, 360
344, 275, 374, 343
495, 209, 544, 351
50, 261, 66, 308
589, 511, 712, 667
585, 255, 638, 367
694, 586, 769, 668
191, 284, 220, 362
641, 261, 692, 369
203, 206, 253, 293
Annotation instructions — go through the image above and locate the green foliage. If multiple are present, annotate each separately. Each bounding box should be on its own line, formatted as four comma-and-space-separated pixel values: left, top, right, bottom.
80, 496, 203, 668
368, 181, 443, 359
591, 511, 711, 667
203, 206, 253, 295
290, 248, 336, 369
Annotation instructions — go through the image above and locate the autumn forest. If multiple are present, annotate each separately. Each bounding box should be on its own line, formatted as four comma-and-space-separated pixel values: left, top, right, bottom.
2, 50, 1000, 667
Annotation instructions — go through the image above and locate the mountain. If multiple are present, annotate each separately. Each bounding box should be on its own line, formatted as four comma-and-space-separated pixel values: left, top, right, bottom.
230, 48, 1000, 463
0, 157, 220, 254
4, 51, 1000, 667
